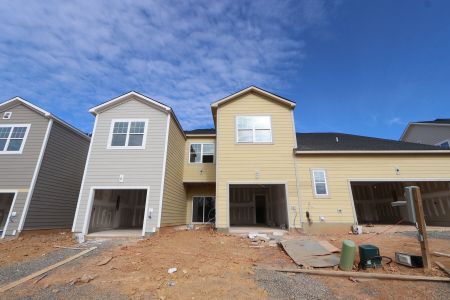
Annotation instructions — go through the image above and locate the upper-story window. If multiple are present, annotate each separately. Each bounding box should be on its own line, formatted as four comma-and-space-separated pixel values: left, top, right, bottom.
236, 116, 272, 143
0, 124, 30, 154
108, 119, 148, 149
311, 169, 329, 197
436, 140, 450, 149
190, 143, 215, 163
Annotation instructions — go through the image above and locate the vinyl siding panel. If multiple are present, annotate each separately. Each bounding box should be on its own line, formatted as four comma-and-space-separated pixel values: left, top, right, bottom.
73, 98, 168, 233
0, 104, 49, 235
24, 122, 89, 229
215, 92, 298, 228
402, 124, 450, 145
183, 137, 216, 182
297, 154, 450, 224
161, 117, 186, 226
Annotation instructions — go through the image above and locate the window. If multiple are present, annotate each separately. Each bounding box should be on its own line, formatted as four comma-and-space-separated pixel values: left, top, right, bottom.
0, 124, 30, 154
437, 140, 450, 149
192, 196, 215, 223
2, 112, 12, 119
236, 116, 272, 143
189, 143, 215, 163
108, 119, 148, 149
312, 169, 329, 197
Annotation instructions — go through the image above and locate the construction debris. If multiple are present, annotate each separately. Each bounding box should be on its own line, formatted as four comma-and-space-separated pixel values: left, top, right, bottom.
435, 261, 450, 277
168, 267, 177, 274
97, 256, 113, 266
433, 251, 450, 258
71, 274, 96, 285
280, 240, 340, 268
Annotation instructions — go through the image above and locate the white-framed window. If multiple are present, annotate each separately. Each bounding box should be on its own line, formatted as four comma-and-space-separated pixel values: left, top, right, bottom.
0, 124, 30, 154
2, 112, 12, 120
436, 139, 450, 149
107, 119, 148, 149
192, 196, 215, 223
189, 143, 215, 163
311, 169, 329, 197
236, 116, 272, 143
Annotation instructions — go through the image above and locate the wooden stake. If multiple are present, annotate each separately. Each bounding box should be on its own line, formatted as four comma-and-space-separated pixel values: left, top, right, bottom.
433, 251, 450, 258
264, 268, 450, 282
435, 262, 450, 277
0, 247, 96, 293
411, 187, 431, 270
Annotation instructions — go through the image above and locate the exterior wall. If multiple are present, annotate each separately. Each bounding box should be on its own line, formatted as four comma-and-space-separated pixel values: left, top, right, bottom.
160, 117, 187, 226
24, 122, 89, 229
185, 183, 216, 224
215, 92, 298, 229
402, 124, 450, 145
0, 104, 49, 235
183, 137, 216, 182
296, 154, 450, 230
72, 98, 168, 234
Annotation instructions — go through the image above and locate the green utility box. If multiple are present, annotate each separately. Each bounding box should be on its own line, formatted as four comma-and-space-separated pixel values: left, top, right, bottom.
339, 240, 356, 271
358, 244, 382, 269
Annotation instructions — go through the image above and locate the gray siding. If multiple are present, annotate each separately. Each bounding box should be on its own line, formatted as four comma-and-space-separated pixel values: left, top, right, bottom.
73, 97, 168, 234
0, 104, 49, 235
403, 124, 450, 145
24, 122, 90, 229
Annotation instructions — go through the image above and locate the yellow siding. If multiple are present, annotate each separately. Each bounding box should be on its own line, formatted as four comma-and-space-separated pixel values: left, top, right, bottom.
215, 92, 299, 228
183, 137, 216, 182
160, 117, 187, 226
297, 154, 450, 224
185, 183, 216, 223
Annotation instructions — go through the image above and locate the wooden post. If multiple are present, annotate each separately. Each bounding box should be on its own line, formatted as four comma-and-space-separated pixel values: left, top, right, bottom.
411, 186, 431, 270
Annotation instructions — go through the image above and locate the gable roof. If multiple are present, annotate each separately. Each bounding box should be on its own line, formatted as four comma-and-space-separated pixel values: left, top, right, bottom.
400, 118, 450, 140
295, 132, 449, 154
0, 97, 90, 140
210, 86, 296, 108
416, 118, 450, 124
184, 128, 216, 136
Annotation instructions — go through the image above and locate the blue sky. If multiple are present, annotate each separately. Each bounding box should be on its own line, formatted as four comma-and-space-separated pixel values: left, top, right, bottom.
1, 0, 449, 139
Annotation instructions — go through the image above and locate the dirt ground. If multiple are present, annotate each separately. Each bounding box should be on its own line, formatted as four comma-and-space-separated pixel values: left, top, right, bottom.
0, 229, 75, 267
1, 226, 450, 299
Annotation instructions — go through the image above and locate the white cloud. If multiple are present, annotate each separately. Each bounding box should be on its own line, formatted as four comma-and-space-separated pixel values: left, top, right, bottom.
0, 0, 338, 131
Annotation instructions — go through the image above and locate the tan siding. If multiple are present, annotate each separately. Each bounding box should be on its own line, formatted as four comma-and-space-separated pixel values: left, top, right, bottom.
183, 137, 216, 182
161, 117, 187, 226
402, 124, 450, 145
185, 184, 216, 224
215, 92, 298, 228
297, 154, 450, 224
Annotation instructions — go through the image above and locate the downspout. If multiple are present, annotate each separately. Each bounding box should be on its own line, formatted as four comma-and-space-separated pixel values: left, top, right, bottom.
291, 110, 303, 228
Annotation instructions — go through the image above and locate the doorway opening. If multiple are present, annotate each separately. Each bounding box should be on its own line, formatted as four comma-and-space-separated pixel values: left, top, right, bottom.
0, 193, 15, 235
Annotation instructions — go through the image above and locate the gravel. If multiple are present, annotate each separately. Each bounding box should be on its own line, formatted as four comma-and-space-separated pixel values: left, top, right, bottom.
395, 230, 450, 240
256, 269, 337, 300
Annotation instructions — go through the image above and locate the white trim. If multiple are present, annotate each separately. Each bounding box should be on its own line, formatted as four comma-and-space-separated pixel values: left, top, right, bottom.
89, 91, 171, 114
435, 139, 450, 148
347, 180, 359, 225
17, 119, 53, 232
295, 150, 450, 154
81, 186, 151, 236
0, 124, 31, 154
211, 86, 296, 108
186, 134, 216, 137
2, 112, 12, 119
107, 119, 148, 150
235, 115, 273, 144
72, 116, 98, 232
215, 109, 220, 228
400, 122, 450, 141
142, 186, 152, 236
157, 114, 170, 228
188, 142, 215, 164
0, 97, 51, 117
191, 195, 216, 224
0, 190, 18, 239
311, 169, 329, 198
291, 110, 297, 148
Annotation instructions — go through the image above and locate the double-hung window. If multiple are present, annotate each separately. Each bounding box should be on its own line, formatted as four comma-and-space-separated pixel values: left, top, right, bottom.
236, 116, 272, 143
192, 196, 215, 223
108, 119, 148, 149
312, 169, 329, 197
190, 143, 215, 163
0, 124, 30, 154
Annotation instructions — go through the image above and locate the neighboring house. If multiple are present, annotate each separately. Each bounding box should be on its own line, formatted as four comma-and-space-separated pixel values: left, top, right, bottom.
0, 97, 90, 238
73, 87, 450, 237
400, 119, 450, 148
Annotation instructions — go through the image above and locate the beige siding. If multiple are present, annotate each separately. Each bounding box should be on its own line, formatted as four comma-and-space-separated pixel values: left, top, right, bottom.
215, 92, 298, 228
183, 137, 216, 182
402, 124, 450, 145
185, 183, 216, 224
161, 117, 187, 226
297, 154, 450, 224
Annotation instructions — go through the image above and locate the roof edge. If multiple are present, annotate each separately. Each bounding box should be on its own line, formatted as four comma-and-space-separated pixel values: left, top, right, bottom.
295, 150, 450, 154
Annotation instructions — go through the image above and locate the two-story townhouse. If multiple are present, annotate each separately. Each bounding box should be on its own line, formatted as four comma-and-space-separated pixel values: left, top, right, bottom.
0, 97, 90, 238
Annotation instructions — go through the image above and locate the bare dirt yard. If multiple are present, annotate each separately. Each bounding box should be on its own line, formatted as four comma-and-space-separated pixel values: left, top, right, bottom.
1, 226, 450, 299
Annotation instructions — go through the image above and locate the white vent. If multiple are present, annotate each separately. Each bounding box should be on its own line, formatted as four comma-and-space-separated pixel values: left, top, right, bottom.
2, 112, 12, 119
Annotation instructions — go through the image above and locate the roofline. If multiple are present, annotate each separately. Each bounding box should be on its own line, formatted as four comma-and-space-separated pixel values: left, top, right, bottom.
0, 97, 90, 141
295, 150, 450, 154
210, 86, 296, 108
400, 122, 450, 140
185, 134, 216, 137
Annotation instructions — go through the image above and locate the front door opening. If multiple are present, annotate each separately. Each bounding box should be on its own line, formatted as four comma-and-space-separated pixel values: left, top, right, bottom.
229, 184, 288, 229
88, 189, 147, 234
351, 181, 450, 226
0, 193, 14, 234
192, 196, 215, 223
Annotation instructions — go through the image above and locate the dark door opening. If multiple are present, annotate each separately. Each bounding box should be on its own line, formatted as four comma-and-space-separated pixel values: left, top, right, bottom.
255, 194, 266, 224
0, 193, 14, 233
